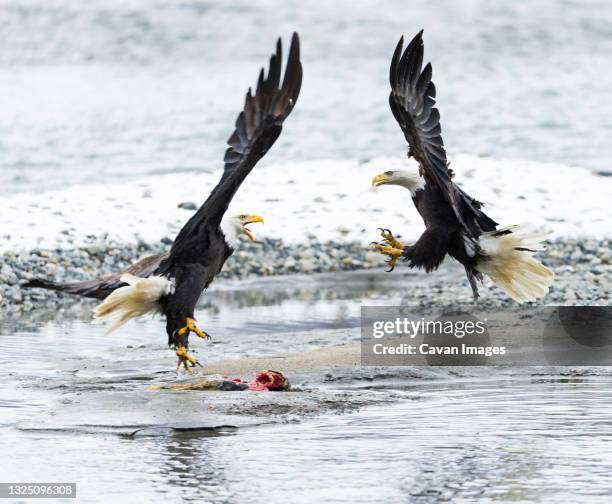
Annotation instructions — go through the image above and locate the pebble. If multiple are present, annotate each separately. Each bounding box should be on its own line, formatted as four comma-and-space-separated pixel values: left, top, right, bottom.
283, 257, 297, 270
300, 259, 317, 273
0, 238, 610, 310
9, 286, 22, 303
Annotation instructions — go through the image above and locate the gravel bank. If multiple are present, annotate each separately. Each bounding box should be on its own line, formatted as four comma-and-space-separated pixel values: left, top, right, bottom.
0, 238, 387, 310
0, 237, 610, 310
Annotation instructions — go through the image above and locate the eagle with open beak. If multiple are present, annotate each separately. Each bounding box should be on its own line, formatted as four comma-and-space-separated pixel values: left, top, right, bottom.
24, 34, 302, 372
238, 214, 265, 242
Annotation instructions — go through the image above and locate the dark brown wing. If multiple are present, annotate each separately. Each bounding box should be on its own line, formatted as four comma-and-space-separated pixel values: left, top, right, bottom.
161, 33, 302, 268
22, 253, 168, 299
218, 32, 302, 197
389, 31, 496, 236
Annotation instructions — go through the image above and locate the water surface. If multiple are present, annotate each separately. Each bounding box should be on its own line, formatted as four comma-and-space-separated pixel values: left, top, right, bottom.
1, 0, 612, 195
1, 272, 611, 503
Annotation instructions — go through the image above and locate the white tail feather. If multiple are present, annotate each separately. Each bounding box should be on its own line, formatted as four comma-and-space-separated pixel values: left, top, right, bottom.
477, 225, 554, 303
93, 274, 174, 334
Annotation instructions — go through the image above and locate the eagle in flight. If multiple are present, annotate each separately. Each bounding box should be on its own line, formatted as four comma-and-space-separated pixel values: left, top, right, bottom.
370, 31, 553, 302
25, 33, 303, 371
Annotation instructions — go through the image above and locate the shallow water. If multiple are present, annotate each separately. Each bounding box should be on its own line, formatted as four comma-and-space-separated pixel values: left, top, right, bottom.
1, 271, 612, 503
2, 0, 612, 195
196, 377, 612, 503
0, 271, 413, 367
3, 378, 612, 503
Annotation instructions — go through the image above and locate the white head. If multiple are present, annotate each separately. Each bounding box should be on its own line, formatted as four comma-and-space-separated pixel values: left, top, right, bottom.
371, 169, 425, 195
220, 213, 264, 246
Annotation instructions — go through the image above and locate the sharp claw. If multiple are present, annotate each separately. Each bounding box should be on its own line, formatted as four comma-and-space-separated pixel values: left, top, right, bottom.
197, 329, 212, 341
383, 228, 391, 234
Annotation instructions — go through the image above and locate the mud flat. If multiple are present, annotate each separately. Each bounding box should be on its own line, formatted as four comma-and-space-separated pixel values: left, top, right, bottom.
16, 329, 610, 435
4, 267, 611, 436
15, 333, 398, 435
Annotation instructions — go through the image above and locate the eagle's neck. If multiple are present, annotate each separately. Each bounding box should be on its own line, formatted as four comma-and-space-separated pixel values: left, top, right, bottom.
394, 168, 425, 196
220, 213, 242, 248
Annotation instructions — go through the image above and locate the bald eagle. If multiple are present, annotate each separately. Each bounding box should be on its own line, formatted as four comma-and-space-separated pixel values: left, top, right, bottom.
370, 31, 553, 302
24, 33, 302, 371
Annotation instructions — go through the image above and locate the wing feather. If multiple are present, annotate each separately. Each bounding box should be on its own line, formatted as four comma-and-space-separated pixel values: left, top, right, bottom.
159, 33, 302, 270
389, 31, 496, 236
23, 253, 168, 299
216, 32, 301, 198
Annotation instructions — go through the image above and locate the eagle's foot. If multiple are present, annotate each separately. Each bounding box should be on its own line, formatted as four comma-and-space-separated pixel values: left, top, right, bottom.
369, 243, 405, 272
377, 228, 406, 250
176, 345, 200, 374
178, 317, 211, 340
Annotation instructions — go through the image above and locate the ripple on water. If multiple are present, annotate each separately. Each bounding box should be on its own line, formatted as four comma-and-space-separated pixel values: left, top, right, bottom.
1, 377, 611, 503
1, 273, 612, 502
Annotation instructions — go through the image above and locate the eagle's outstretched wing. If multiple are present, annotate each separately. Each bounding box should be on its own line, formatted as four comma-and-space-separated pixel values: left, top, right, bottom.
388, 30, 496, 236
218, 32, 302, 197
163, 33, 302, 266
25, 34, 302, 296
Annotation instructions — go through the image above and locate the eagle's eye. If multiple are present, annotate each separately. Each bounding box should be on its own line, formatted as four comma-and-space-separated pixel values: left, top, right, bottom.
238, 214, 247, 220
384, 171, 394, 176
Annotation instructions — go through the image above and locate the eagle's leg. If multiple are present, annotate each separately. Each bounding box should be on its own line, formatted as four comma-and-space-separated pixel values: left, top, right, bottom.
369, 243, 405, 272
177, 317, 211, 340
171, 317, 210, 374
378, 228, 406, 250
176, 345, 199, 374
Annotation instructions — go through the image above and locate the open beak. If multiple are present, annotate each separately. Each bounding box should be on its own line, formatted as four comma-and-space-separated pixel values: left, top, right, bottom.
241, 215, 264, 241
372, 173, 391, 187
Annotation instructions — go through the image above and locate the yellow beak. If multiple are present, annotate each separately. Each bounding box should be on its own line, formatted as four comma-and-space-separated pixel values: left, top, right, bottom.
241, 215, 264, 241
242, 215, 264, 225
372, 173, 391, 187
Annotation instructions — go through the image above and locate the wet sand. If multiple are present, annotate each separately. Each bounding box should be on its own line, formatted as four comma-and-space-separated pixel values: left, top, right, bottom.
14, 332, 384, 434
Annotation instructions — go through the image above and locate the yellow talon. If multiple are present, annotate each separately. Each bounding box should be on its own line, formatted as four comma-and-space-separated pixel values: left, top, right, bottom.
379, 228, 405, 250
176, 345, 199, 374
370, 242, 405, 272
370, 243, 404, 257
177, 317, 210, 340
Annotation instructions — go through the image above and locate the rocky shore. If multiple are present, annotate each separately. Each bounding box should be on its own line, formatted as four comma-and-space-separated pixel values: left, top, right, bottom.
0, 238, 387, 310
0, 237, 610, 310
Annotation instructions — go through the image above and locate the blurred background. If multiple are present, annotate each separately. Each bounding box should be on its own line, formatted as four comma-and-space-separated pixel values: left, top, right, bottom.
1, 0, 611, 195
